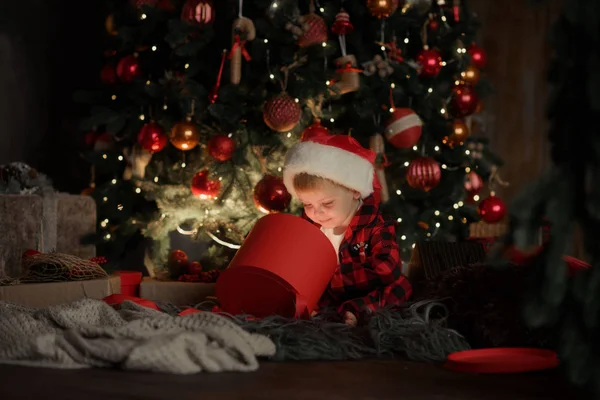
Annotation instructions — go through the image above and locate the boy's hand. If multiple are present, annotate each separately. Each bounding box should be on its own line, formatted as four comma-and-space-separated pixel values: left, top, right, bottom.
344, 311, 357, 326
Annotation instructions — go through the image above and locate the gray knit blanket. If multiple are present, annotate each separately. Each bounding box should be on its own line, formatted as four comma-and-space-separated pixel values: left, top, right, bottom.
0, 299, 275, 374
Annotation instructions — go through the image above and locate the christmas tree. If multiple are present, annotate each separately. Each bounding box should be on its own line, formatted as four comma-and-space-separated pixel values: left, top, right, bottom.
78, 0, 504, 277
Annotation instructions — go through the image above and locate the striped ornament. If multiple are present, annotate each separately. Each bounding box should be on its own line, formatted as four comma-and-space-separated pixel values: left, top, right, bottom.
384, 108, 423, 148
406, 157, 441, 192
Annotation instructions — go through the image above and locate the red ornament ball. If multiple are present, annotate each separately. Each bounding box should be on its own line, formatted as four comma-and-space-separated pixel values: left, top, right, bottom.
168, 249, 188, 265
416, 48, 443, 77
138, 122, 167, 153
167, 249, 189, 278
208, 134, 235, 162
191, 169, 221, 200
187, 261, 203, 274
331, 9, 354, 35
406, 157, 441, 192
253, 175, 292, 213
298, 13, 328, 48
301, 121, 330, 141
467, 44, 487, 70
116, 55, 141, 83
263, 92, 302, 132
181, 0, 215, 26
384, 108, 422, 148
478, 195, 507, 223
450, 84, 479, 117
100, 64, 117, 84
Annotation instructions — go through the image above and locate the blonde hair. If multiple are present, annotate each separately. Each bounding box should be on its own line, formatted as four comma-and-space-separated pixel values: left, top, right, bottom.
292, 173, 326, 192
292, 173, 354, 194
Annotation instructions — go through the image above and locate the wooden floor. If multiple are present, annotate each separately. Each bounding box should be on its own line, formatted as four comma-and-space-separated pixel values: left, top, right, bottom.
0, 360, 584, 400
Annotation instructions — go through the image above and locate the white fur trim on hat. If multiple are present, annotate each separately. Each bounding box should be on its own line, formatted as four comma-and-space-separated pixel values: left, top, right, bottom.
283, 141, 374, 199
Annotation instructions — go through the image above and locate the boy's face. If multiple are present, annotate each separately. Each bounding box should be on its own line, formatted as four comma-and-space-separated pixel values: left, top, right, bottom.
296, 180, 360, 230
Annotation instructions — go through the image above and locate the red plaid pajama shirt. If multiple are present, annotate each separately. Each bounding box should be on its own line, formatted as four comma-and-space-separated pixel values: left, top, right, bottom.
303, 194, 413, 317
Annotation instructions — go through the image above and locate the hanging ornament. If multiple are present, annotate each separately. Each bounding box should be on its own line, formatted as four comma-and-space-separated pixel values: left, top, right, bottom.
369, 134, 390, 203
366, 0, 396, 18
105, 14, 118, 36
208, 134, 235, 161
406, 157, 441, 192
377, 37, 404, 64
291, 12, 328, 48
467, 44, 487, 69
442, 119, 469, 148
449, 84, 479, 118
478, 194, 506, 223
230, 14, 256, 85
331, 57, 362, 95
253, 175, 292, 214
181, 0, 215, 26
191, 169, 221, 200
385, 108, 423, 149
169, 117, 201, 151
209, 50, 227, 103
428, 14, 440, 33
464, 171, 483, 202
263, 92, 302, 132
330, 10, 360, 95
301, 120, 330, 141
123, 145, 153, 180
461, 65, 480, 85
138, 122, 167, 153
100, 64, 117, 84
452, 0, 461, 21
400, 0, 433, 15
363, 55, 394, 77
116, 55, 141, 83
416, 48, 443, 77
331, 9, 353, 36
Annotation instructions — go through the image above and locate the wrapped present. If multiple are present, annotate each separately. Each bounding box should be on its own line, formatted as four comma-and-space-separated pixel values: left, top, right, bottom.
0, 194, 96, 278
0, 276, 121, 307
216, 213, 338, 319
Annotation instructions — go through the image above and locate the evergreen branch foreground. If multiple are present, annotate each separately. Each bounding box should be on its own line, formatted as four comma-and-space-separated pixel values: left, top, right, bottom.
506, 0, 600, 396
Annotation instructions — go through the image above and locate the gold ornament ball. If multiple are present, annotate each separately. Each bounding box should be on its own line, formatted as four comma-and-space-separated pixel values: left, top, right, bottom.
443, 119, 470, 148
366, 0, 396, 19
169, 119, 201, 151
461, 65, 480, 85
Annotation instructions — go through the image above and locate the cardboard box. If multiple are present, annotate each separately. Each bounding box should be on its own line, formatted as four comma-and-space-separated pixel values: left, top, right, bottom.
0, 276, 121, 307
0, 194, 96, 279
140, 278, 215, 306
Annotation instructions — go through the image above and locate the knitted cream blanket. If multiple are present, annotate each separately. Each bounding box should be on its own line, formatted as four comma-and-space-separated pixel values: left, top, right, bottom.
0, 299, 275, 374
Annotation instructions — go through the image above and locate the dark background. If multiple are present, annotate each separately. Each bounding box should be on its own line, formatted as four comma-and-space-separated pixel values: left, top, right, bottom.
0, 0, 106, 192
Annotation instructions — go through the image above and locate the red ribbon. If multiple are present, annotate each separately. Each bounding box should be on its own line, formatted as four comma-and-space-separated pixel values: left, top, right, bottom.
229, 34, 251, 61
335, 61, 362, 74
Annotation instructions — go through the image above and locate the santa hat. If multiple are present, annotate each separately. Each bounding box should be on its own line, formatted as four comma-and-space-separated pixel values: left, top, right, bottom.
283, 134, 377, 199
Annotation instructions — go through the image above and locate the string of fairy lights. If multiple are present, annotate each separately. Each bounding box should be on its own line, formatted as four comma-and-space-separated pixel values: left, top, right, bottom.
94, 0, 492, 253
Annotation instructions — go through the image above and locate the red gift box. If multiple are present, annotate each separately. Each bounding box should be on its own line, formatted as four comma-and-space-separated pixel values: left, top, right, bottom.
216, 213, 338, 319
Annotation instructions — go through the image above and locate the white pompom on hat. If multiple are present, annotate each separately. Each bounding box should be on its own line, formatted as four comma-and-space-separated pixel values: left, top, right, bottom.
283, 134, 378, 199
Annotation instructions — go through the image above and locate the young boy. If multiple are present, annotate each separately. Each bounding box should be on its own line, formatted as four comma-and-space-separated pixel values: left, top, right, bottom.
283, 134, 412, 326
